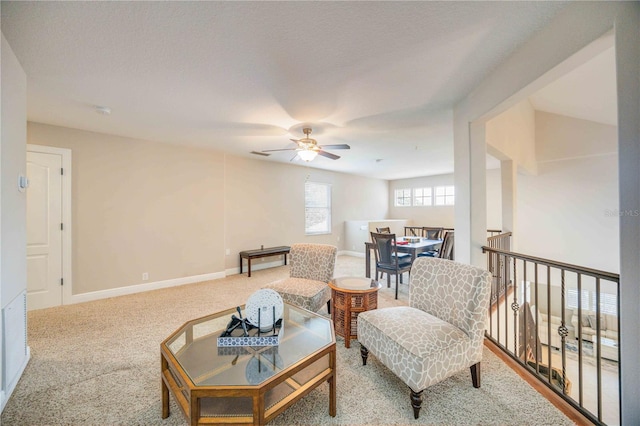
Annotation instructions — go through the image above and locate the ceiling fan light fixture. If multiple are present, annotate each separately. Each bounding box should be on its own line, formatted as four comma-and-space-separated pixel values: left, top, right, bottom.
298, 149, 318, 162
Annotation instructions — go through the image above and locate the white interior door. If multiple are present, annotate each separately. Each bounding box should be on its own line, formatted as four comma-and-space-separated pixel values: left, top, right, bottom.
27, 151, 63, 310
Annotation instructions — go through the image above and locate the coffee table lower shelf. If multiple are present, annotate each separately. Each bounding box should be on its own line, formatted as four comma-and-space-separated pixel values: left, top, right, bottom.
160, 304, 336, 426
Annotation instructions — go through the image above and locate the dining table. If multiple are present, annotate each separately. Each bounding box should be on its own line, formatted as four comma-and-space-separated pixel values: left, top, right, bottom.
364, 238, 443, 278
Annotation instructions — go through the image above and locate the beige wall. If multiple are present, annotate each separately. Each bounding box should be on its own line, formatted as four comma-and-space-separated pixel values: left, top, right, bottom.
535, 110, 617, 161
28, 123, 226, 294
486, 99, 537, 175
224, 155, 388, 269
517, 112, 619, 273
27, 122, 389, 293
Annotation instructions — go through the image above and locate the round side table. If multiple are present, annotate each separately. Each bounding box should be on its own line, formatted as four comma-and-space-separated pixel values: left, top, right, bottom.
328, 277, 382, 348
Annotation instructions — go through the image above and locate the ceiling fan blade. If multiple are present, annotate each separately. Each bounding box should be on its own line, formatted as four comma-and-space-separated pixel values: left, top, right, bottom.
317, 150, 340, 160
319, 144, 350, 150
262, 148, 298, 153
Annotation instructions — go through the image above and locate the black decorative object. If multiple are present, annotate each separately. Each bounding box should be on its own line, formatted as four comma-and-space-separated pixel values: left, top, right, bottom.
218, 307, 283, 347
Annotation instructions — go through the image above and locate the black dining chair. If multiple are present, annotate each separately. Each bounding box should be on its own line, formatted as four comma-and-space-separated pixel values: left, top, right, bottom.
418, 231, 454, 260
370, 232, 413, 299
423, 227, 444, 240
404, 226, 424, 237
374, 227, 408, 280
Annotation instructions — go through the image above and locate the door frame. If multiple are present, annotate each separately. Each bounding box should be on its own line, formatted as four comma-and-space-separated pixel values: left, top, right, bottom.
26, 144, 72, 305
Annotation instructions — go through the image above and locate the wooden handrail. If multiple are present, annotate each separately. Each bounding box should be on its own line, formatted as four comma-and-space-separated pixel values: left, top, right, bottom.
482, 245, 619, 282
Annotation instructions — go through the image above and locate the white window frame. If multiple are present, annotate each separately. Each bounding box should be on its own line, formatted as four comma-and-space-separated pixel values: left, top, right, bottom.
567, 289, 617, 315
413, 187, 433, 206
394, 188, 412, 207
434, 185, 455, 206
305, 181, 332, 235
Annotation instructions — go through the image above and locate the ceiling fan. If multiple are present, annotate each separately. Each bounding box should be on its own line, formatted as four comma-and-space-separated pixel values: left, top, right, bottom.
261, 127, 350, 161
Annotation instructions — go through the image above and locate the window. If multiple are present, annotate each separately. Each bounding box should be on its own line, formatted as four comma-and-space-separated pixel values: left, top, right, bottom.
394, 189, 412, 206
567, 289, 591, 312
414, 187, 432, 206
567, 289, 617, 315
305, 182, 331, 235
434, 185, 455, 205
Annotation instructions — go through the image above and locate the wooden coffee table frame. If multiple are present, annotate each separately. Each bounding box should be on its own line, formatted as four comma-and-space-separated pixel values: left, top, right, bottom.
161, 306, 336, 426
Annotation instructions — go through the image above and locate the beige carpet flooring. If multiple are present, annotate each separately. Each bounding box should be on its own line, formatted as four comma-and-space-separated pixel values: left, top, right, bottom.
1, 255, 573, 425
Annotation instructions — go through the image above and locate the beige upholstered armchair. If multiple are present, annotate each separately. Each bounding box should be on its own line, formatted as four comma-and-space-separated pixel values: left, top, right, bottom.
357, 257, 491, 419
263, 243, 337, 313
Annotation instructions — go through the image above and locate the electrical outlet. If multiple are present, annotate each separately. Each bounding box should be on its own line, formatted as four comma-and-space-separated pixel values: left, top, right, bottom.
225, 248, 230, 256
142, 272, 149, 281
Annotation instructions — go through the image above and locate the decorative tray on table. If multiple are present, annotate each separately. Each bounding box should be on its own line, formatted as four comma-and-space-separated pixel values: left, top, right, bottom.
217, 289, 284, 347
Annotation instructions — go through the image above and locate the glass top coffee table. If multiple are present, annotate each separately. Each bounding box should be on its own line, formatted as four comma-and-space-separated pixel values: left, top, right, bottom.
161, 303, 336, 425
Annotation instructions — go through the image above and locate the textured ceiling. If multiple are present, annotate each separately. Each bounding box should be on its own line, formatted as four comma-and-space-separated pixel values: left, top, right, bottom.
2, 1, 605, 180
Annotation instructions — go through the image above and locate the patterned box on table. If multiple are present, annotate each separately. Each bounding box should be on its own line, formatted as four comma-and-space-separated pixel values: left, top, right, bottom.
217, 322, 283, 347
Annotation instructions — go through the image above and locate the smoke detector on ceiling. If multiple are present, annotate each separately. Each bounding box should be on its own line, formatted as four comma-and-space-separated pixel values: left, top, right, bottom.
94, 105, 111, 115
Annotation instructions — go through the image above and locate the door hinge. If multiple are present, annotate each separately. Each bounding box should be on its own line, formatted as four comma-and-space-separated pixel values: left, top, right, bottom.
61, 223, 64, 231
60, 278, 64, 286
61, 167, 64, 175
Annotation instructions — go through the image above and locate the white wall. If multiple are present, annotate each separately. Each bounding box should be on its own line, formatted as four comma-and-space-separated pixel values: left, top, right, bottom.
453, 3, 639, 420
1, 32, 29, 412
388, 174, 455, 227
517, 112, 618, 272
485, 168, 502, 230
389, 170, 502, 230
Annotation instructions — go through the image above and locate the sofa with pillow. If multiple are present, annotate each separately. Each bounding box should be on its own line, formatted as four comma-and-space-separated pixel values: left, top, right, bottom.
531, 305, 574, 349
571, 310, 618, 342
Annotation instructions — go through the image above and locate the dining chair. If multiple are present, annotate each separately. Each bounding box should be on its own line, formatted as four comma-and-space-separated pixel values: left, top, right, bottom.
370, 232, 412, 299
422, 227, 444, 240
418, 230, 454, 260
404, 226, 424, 237
374, 227, 407, 280
357, 257, 492, 419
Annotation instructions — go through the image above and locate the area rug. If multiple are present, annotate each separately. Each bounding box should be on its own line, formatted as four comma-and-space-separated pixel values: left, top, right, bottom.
1, 255, 573, 425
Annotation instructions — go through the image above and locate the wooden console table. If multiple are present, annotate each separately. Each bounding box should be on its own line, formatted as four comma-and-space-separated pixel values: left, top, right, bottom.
239, 246, 290, 277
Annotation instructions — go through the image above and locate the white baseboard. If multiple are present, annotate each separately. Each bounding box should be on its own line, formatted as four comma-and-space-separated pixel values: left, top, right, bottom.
226, 259, 289, 277
68, 253, 361, 305
70, 271, 226, 305
1, 346, 30, 413
338, 250, 365, 258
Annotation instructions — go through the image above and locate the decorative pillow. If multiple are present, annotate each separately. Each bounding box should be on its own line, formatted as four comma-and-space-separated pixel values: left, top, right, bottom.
581, 314, 591, 327
587, 314, 607, 330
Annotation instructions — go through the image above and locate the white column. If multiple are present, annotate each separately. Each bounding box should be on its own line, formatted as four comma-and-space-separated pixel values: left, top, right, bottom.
453, 116, 487, 268
500, 159, 517, 250
615, 5, 640, 423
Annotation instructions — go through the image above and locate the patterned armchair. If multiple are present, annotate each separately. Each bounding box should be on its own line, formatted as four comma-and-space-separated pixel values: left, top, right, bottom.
263, 243, 337, 313
357, 257, 491, 419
